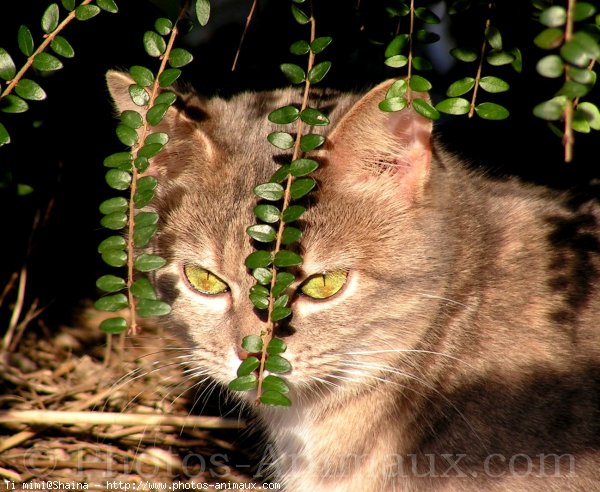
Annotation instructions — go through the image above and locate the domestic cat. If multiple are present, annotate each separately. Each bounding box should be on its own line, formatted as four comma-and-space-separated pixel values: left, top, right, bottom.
106, 72, 600, 491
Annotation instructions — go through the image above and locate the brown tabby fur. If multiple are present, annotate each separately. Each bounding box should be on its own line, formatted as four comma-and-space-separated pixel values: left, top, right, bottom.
107, 72, 600, 491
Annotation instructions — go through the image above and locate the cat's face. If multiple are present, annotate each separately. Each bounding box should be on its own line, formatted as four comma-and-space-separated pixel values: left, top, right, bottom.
107, 74, 450, 404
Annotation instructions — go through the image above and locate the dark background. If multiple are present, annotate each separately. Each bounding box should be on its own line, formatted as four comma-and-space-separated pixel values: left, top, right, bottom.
0, 0, 598, 329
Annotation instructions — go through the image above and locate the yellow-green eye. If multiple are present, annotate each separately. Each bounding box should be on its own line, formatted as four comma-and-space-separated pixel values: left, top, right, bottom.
300, 271, 348, 299
184, 265, 229, 295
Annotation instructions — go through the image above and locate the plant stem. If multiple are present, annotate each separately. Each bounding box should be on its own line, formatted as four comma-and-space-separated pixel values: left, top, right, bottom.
255, 3, 317, 404
0, 0, 96, 100
469, 2, 494, 118
407, 0, 415, 97
563, 0, 576, 162
232, 0, 258, 71
125, 1, 190, 335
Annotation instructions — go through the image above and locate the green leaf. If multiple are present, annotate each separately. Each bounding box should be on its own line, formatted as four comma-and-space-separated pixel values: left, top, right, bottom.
196, 0, 211, 26
450, 47, 477, 63
138, 143, 163, 159
300, 108, 329, 126
242, 335, 263, 353
281, 226, 302, 245
273, 271, 295, 297
290, 177, 316, 199
263, 374, 289, 393
61, 0, 75, 11
134, 224, 158, 247
137, 175, 158, 191
169, 48, 193, 68
290, 40, 310, 55
485, 26, 502, 50
446, 77, 475, 97
536, 55, 564, 78
269, 106, 300, 124
97, 0, 119, 13
577, 102, 600, 130
137, 299, 171, 318
260, 390, 291, 407
291, 4, 310, 24
561, 40, 592, 68
129, 66, 154, 87
267, 339, 287, 355
557, 80, 590, 99
1, 95, 28, 114
416, 29, 440, 44
95, 293, 128, 312
131, 277, 157, 300
479, 76, 509, 93
567, 32, 600, 62
311, 36, 332, 54
99, 317, 127, 334
135, 254, 167, 272
435, 97, 470, 115
228, 374, 258, 392
534, 28, 564, 50
15, 80, 46, 101
254, 183, 284, 201
254, 204, 280, 223
96, 275, 126, 293
300, 133, 324, 151
249, 289, 269, 310
128, 84, 149, 106
75, 4, 101, 20
280, 63, 305, 84
42, 4, 60, 33
121, 110, 143, 129
153, 18, 172, 36
412, 98, 440, 121
572, 112, 590, 133
573, 2, 596, 21
159, 68, 182, 87
144, 31, 166, 57
16, 184, 34, 196
379, 97, 407, 112
409, 75, 432, 92
281, 205, 305, 222
116, 124, 138, 146
101, 249, 127, 267
510, 48, 523, 73
135, 157, 151, 172
98, 235, 126, 253
50, 36, 74, 58
245, 250, 272, 269
134, 188, 155, 208
147, 104, 169, 126
384, 55, 408, 68
272, 306, 292, 321
99, 196, 128, 215
100, 212, 127, 230
237, 356, 260, 376
265, 354, 292, 373
274, 294, 289, 308
17, 25, 34, 57
415, 7, 440, 24
386, 79, 408, 99
247, 224, 277, 243
475, 102, 509, 120
155, 91, 177, 106
274, 250, 303, 267
252, 267, 272, 285
270, 165, 290, 183
267, 132, 294, 149
308, 61, 331, 84
32, 52, 63, 72
0, 123, 10, 146
567, 66, 596, 85
104, 152, 132, 168
486, 50, 515, 66
540, 6, 566, 27
290, 158, 318, 177
412, 56, 433, 71
385, 35, 409, 58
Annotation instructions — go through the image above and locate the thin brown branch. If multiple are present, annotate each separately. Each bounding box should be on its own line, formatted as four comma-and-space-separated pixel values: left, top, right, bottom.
232, 0, 259, 71
407, 0, 415, 88
469, 2, 494, 118
2, 266, 27, 352
0, 0, 96, 100
563, 0, 576, 162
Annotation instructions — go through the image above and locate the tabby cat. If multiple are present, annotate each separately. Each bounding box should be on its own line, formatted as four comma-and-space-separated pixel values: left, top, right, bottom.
107, 72, 600, 491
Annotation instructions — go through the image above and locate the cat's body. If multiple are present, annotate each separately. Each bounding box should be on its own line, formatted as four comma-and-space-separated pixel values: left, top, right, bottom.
107, 74, 600, 491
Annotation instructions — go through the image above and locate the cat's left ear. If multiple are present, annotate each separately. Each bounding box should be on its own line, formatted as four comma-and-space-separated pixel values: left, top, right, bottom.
325, 79, 433, 203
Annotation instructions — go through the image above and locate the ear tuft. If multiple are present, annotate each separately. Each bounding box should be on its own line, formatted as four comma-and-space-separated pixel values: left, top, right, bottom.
106, 70, 138, 114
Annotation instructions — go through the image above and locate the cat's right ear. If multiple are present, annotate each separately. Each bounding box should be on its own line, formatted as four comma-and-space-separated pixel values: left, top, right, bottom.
105, 70, 216, 177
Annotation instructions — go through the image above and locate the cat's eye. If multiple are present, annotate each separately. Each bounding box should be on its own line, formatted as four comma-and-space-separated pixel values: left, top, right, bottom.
184, 265, 229, 295
299, 270, 348, 300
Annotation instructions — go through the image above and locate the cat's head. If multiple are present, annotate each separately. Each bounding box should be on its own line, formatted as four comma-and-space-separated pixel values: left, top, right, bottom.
107, 72, 452, 407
